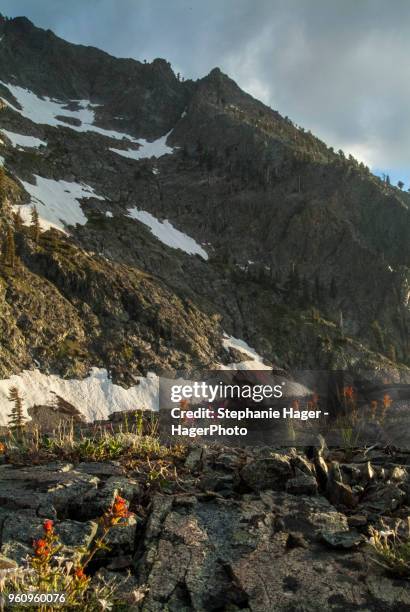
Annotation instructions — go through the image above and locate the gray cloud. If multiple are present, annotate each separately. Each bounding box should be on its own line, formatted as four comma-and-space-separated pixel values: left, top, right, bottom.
2, 0, 410, 185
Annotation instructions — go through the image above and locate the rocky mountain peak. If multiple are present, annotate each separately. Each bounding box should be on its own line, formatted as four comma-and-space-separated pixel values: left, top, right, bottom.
0, 15, 409, 415
7, 15, 36, 31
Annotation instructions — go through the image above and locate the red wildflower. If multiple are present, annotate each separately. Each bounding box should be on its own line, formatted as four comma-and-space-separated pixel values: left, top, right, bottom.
112, 495, 131, 519
43, 519, 54, 533
342, 386, 355, 400
74, 566, 87, 581
383, 394, 392, 409
33, 538, 50, 558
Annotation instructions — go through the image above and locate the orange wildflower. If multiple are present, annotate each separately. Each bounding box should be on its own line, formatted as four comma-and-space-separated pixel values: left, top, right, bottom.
74, 566, 87, 581
112, 496, 130, 518
108, 495, 133, 526
383, 394, 392, 409
43, 519, 54, 533
33, 538, 50, 558
342, 386, 354, 400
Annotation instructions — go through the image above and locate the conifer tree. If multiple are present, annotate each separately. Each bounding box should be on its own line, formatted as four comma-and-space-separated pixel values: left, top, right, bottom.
31, 205, 41, 243
13, 208, 23, 231
2, 226, 15, 269
8, 386, 26, 437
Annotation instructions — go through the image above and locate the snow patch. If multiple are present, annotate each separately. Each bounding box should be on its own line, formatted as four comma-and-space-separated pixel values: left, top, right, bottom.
0, 368, 159, 425
0, 81, 138, 142
16, 175, 105, 233
0, 335, 270, 424
1, 128, 46, 149
128, 208, 208, 259
221, 334, 271, 370
109, 130, 173, 160
105, 211, 113, 218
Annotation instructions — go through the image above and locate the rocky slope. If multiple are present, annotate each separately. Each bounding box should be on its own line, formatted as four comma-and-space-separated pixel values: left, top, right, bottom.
0, 14, 410, 419
1, 441, 410, 610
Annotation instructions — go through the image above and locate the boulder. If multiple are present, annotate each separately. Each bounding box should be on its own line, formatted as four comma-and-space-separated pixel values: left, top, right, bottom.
240, 454, 292, 490
0, 463, 99, 515
286, 473, 318, 496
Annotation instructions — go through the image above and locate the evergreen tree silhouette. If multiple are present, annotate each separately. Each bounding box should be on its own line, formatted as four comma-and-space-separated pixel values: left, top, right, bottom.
3, 226, 16, 269
31, 205, 41, 243
8, 386, 26, 438
13, 208, 23, 231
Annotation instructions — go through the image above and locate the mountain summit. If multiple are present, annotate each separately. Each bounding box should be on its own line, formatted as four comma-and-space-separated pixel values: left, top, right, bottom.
0, 15, 409, 418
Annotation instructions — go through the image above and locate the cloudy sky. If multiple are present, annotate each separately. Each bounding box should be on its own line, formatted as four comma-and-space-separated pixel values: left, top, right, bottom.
2, 0, 410, 186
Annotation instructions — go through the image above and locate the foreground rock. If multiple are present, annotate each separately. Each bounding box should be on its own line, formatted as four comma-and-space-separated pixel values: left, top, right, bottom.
136, 491, 408, 611
0, 461, 138, 563
0, 445, 409, 610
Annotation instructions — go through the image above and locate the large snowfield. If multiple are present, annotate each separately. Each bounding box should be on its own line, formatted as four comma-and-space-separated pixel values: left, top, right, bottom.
0, 82, 175, 159
0, 336, 270, 423
0, 369, 159, 425
16, 175, 105, 233
128, 208, 208, 259
0, 81, 138, 142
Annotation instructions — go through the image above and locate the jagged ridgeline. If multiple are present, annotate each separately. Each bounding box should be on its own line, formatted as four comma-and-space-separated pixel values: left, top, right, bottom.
0, 13, 410, 421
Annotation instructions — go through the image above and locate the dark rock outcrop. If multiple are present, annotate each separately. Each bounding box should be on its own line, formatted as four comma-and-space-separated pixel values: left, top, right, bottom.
0, 441, 409, 609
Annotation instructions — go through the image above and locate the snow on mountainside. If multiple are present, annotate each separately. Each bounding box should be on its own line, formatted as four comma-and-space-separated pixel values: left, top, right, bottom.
0, 81, 175, 158
0, 336, 267, 423
127, 208, 208, 259
0, 15, 409, 427
110, 130, 174, 160
0, 368, 159, 424
221, 335, 271, 370
0, 81, 137, 141
0, 128, 46, 149
15, 176, 105, 233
